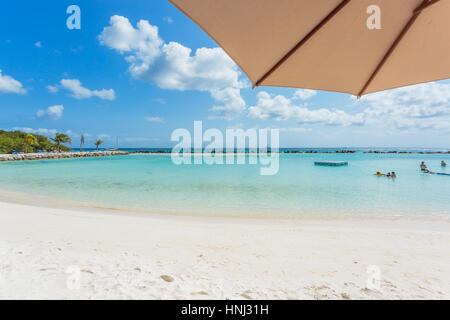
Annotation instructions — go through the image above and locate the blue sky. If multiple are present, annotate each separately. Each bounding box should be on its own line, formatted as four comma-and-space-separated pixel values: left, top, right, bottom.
1, 0, 449, 148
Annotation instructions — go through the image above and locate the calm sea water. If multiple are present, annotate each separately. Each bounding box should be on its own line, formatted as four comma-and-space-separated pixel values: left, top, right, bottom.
1, 152, 449, 219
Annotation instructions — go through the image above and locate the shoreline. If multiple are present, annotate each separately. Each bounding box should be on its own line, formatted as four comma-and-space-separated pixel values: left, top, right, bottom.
0, 198, 449, 299
1, 187, 449, 223
1, 149, 449, 163
0, 151, 129, 162
117, 150, 450, 155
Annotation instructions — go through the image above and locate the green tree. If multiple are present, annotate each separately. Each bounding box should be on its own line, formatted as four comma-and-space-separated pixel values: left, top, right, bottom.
51, 133, 72, 152
80, 134, 85, 152
0, 135, 16, 154
94, 139, 104, 151
0, 130, 71, 154
24, 134, 38, 153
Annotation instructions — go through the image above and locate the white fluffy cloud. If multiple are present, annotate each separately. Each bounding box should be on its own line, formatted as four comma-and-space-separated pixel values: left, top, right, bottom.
0, 70, 26, 94
11, 127, 58, 136
248, 81, 450, 133
48, 79, 115, 100
361, 82, 450, 108
280, 127, 313, 133
154, 98, 166, 104
359, 82, 450, 131
293, 89, 317, 100
142, 43, 244, 91
99, 16, 162, 62
97, 133, 111, 139
99, 15, 246, 119
209, 87, 246, 120
248, 91, 365, 126
145, 116, 164, 123
36, 105, 64, 120
121, 137, 160, 143
46, 85, 59, 93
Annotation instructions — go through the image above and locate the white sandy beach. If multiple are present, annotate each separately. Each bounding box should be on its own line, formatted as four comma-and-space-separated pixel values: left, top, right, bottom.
0, 199, 449, 300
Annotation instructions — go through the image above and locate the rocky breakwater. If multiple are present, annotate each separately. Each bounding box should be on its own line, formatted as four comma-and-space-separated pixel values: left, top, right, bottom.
0, 151, 129, 162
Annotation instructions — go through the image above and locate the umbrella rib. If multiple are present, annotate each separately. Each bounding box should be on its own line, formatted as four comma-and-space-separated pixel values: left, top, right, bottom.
357, 0, 440, 97
414, 0, 441, 14
254, 0, 351, 88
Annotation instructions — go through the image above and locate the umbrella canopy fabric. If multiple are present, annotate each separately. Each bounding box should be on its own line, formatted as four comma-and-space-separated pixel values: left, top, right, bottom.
168, 0, 450, 96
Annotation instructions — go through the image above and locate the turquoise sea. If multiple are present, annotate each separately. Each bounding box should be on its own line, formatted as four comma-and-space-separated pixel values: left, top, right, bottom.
1, 150, 449, 219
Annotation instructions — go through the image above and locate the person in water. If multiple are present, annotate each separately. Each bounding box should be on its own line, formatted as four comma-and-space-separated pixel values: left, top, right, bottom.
420, 161, 427, 171
375, 171, 384, 176
442, 160, 447, 167
386, 172, 391, 177
391, 172, 397, 178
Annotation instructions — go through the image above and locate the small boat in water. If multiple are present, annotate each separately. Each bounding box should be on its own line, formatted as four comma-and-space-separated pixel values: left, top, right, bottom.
314, 161, 348, 167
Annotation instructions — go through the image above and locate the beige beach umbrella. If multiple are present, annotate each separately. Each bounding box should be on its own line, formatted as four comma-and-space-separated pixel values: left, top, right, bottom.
168, 0, 450, 96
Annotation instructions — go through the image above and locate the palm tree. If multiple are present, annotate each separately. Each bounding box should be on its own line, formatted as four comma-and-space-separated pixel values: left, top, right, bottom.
51, 133, 72, 152
94, 139, 104, 151
24, 134, 38, 153
80, 135, 85, 152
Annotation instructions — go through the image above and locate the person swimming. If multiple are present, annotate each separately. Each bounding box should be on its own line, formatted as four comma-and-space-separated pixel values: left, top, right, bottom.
442, 160, 447, 167
391, 172, 396, 178
420, 161, 427, 171
375, 171, 384, 176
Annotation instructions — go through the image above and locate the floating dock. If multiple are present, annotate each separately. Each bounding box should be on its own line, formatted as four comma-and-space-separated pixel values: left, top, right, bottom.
314, 161, 348, 167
